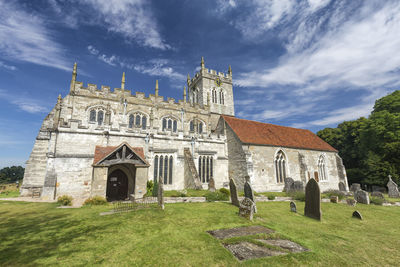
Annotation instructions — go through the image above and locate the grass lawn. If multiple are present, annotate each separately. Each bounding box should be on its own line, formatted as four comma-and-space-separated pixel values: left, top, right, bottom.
0, 184, 20, 198
1, 200, 400, 266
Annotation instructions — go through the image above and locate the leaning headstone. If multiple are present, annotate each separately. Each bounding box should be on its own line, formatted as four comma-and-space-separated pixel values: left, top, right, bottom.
387, 175, 400, 198
354, 190, 370, 205
304, 178, 321, 220
290, 201, 297, 213
350, 183, 361, 192
157, 176, 164, 210
208, 177, 216, 192
346, 198, 356, 206
371, 191, 384, 199
352, 210, 363, 220
244, 177, 256, 213
229, 178, 240, 207
293, 181, 304, 192
338, 182, 346, 191
284, 177, 295, 193
330, 196, 338, 203
239, 197, 255, 221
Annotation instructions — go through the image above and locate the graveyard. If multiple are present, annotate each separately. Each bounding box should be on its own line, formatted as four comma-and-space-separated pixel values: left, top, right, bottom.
1, 193, 400, 266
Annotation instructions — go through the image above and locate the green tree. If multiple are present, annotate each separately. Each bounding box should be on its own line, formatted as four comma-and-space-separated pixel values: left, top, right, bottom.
0, 166, 25, 184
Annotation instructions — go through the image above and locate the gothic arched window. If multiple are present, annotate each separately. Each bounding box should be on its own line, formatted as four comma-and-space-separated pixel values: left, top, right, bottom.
162, 117, 178, 133
275, 150, 287, 183
189, 120, 205, 134
154, 154, 173, 185
97, 110, 104, 125
128, 112, 147, 130
318, 155, 327, 181
89, 110, 97, 122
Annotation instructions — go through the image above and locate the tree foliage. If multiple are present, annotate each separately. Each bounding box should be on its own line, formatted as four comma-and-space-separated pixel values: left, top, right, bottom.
317, 90, 400, 186
0, 166, 25, 184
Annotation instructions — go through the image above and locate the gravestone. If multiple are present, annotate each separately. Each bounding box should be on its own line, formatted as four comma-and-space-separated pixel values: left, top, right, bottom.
387, 175, 400, 198
354, 190, 369, 205
290, 201, 297, 213
338, 182, 346, 191
304, 178, 321, 220
157, 176, 164, 210
229, 178, 240, 207
352, 210, 363, 220
371, 191, 384, 199
239, 197, 255, 221
330, 196, 338, 203
346, 198, 356, 206
371, 185, 386, 193
284, 177, 295, 193
244, 177, 257, 213
208, 177, 216, 192
350, 183, 361, 192
293, 181, 304, 191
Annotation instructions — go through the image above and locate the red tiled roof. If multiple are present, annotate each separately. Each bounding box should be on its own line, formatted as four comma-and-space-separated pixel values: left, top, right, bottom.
222, 115, 337, 152
93, 144, 147, 165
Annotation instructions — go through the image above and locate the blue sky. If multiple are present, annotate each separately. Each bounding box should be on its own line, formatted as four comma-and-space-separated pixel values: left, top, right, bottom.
0, 0, 399, 167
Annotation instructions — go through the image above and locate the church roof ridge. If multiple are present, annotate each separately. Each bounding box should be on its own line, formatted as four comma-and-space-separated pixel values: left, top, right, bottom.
221, 115, 337, 152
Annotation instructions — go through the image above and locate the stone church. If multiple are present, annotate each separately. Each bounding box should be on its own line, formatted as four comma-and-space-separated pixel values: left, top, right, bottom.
21, 58, 349, 201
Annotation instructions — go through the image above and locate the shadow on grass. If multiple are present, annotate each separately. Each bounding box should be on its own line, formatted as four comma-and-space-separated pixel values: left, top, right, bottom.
0, 203, 113, 266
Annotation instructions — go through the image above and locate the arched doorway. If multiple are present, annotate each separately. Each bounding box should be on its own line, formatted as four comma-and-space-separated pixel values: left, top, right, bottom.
106, 169, 128, 201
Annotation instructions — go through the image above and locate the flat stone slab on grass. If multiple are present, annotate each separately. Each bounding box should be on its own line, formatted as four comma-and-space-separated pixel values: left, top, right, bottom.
224, 242, 286, 261
208, 225, 274, 239
257, 239, 308, 253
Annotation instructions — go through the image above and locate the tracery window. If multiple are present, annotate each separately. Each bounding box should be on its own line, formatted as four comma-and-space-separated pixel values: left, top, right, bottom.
274, 150, 287, 183
128, 112, 147, 130
189, 120, 205, 134
198, 156, 213, 183
153, 154, 173, 184
212, 89, 217, 103
88, 108, 107, 125
219, 91, 225, 105
318, 155, 327, 181
162, 117, 177, 133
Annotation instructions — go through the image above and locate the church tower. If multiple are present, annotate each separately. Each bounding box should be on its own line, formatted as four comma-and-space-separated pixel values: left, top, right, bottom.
187, 57, 234, 116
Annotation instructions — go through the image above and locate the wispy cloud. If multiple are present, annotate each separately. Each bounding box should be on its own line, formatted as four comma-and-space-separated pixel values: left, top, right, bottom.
0, 89, 49, 114
0, 1, 70, 71
0, 60, 16, 71
82, 0, 170, 50
220, 0, 400, 127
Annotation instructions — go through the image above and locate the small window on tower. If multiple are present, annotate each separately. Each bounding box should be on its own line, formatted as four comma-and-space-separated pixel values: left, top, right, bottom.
97, 110, 104, 125
89, 110, 96, 122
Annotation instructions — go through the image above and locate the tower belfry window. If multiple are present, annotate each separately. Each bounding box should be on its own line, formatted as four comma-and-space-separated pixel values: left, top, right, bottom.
128, 112, 147, 130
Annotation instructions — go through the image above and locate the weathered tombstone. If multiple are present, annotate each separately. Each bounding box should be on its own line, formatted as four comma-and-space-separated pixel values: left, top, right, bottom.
371, 191, 384, 199
157, 176, 164, 210
330, 196, 338, 203
350, 183, 361, 192
244, 176, 256, 213
229, 178, 240, 207
346, 198, 356, 206
352, 210, 363, 220
304, 178, 321, 220
293, 181, 304, 191
387, 175, 400, 198
290, 201, 297, 213
284, 177, 295, 193
208, 177, 216, 192
244, 178, 255, 202
239, 197, 255, 221
338, 182, 346, 191
354, 190, 370, 205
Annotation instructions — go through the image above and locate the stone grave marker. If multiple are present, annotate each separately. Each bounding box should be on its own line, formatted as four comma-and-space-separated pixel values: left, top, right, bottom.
304, 178, 321, 220
338, 182, 346, 191
284, 177, 295, 193
239, 197, 255, 221
229, 178, 240, 207
290, 201, 297, 213
354, 190, 369, 205
330, 196, 338, 203
346, 198, 356, 206
352, 210, 363, 220
350, 183, 361, 192
244, 177, 256, 213
293, 181, 304, 191
387, 175, 400, 198
158, 176, 164, 210
208, 177, 216, 192
371, 191, 384, 199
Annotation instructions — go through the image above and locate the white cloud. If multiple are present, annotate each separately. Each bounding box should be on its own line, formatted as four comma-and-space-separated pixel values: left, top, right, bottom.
82, 0, 170, 50
98, 54, 118, 66
0, 60, 16, 71
87, 45, 99, 55
0, 1, 70, 71
0, 89, 48, 114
